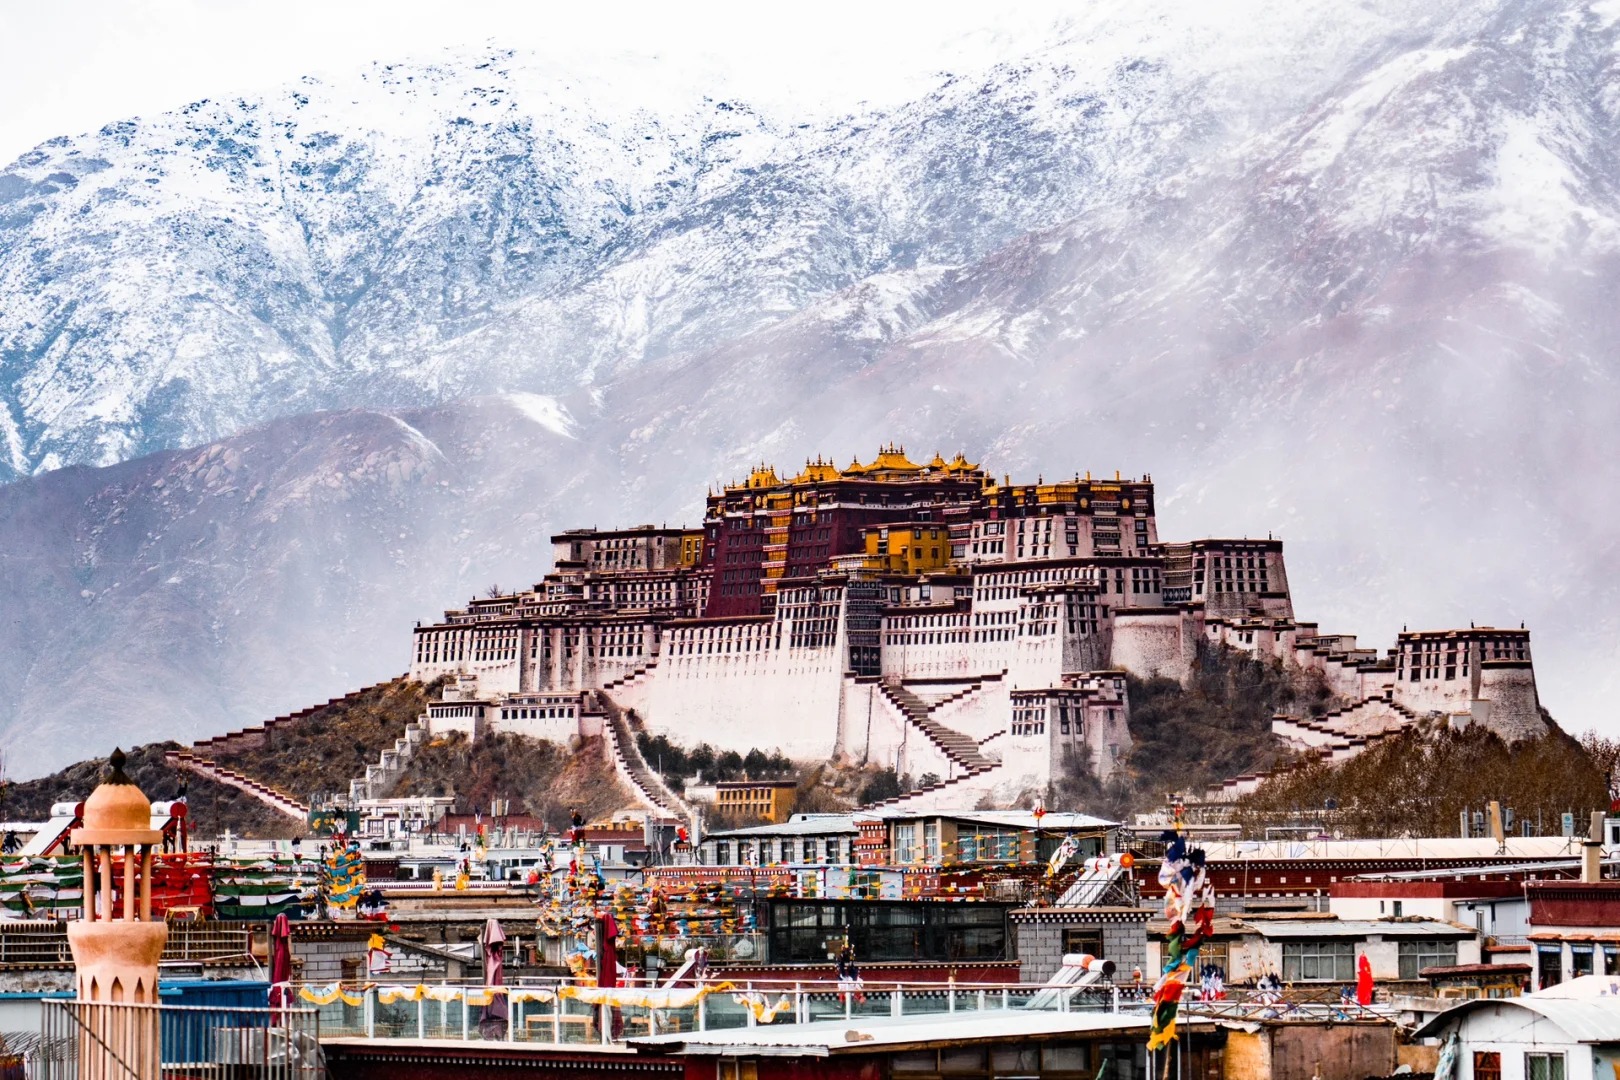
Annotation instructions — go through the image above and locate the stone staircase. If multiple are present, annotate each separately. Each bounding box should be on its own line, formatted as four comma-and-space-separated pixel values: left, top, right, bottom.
190, 677, 406, 758
348, 719, 428, 802
877, 682, 995, 773
165, 750, 310, 823
861, 762, 1003, 813
601, 662, 657, 693
1214, 694, 1424, 802
597, 693, 692, 824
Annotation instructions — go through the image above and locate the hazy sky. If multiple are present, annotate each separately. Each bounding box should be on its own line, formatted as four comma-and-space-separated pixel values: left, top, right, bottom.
0, 0, 1076, 163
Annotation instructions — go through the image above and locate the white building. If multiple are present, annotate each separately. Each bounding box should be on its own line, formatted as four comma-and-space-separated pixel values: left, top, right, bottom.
1416, 977, 1620, 1080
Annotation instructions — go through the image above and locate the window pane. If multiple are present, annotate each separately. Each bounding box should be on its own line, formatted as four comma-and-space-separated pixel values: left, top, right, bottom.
1042, 1045, 1089, 1072
893, 1052, 937, 1073
939, 1047, 986, 1073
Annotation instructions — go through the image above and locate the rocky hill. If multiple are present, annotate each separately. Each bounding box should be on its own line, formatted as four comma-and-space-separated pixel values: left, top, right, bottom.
2, 0, 1618, 767
5, 681, 636, 838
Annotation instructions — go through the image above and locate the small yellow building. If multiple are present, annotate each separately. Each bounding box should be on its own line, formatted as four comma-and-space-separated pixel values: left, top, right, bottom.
713, 780, 799, 822
862, 524, 953, 575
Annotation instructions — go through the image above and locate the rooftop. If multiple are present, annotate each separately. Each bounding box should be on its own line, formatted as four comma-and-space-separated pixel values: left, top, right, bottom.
1244, 918, 1475, 940
703, 814, 861, 839
1415, 992, 1620, 1044
628, 1008, 1194, 1057
873, 809, 1119, 830
1189, 837, 1588, 863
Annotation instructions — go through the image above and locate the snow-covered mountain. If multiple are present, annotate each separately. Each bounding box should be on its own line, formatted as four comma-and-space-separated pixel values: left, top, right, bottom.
2, 0, 1618, 774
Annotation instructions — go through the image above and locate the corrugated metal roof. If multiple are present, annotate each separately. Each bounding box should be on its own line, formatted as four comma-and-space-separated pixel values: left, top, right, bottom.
1414, 997, 1620, 1044
874, 809, 1117, 829
702, 814, 862, 839
1193, 837, 1588, 863
1248, 919, 1472, 939
628, 1008, 1188, 1055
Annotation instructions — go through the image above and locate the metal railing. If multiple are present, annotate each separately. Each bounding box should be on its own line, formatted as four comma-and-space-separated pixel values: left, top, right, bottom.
292, 977, 1136, 1047
162, 921, 258, 963
0, 921, 256, 967
37, 1000, 321, 1079
0, 924, 73, 965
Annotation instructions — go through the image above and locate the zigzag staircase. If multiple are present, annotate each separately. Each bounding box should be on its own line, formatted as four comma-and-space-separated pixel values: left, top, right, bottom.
165, 750, 310, 823
1217, 695, 1425, 801
600, 662, 657, 693
878, 682, 994, 772
596, 692, 693, 825
861, 762, 1003, 812
349, 719, 428, 802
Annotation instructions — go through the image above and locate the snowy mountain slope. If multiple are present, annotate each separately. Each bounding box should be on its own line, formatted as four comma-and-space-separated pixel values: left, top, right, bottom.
0, 1, 1460, 482
0, 394, 640, 778
1, 0, 1619, 771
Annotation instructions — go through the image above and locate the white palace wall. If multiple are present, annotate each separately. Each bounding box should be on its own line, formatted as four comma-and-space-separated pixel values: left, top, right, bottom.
643, 616, 848, 761
847, 682, 961, 781
926, 678, 1009, 743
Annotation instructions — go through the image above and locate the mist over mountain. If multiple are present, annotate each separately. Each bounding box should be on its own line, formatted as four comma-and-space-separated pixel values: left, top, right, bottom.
1, 0, 1617, 775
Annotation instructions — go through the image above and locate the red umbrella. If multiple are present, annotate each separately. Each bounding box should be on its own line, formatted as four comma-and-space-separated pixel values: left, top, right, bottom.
597, 911, 619, 988
596, 911, 621, 1039
268, 913, 293, 1018
1355, 953, 1374, 1006
478, 918, 508, 1039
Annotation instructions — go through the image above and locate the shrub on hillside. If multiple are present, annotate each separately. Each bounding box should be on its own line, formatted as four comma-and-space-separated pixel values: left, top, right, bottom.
1233, 721, 1609, 838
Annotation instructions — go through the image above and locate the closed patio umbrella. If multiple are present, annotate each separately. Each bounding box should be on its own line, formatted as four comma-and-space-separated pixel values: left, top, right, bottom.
268, 913, 293, 1019
479, 918, 508, 1039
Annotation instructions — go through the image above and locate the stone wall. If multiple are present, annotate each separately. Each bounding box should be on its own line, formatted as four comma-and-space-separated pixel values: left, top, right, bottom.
1110, 610, 1190, 682
1011, 913, 1148, 984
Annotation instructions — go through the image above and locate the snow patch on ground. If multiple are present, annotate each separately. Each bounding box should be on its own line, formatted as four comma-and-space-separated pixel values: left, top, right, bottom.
503, 393, 577, 439
1293, 46, 1474, 175
1483, 116, 1603, 255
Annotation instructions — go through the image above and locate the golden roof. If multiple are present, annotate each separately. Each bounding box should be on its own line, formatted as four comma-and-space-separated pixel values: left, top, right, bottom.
868, 444, 921, 473
792, 456, 841, 484
841, 456, 868, 476
745, 465, 781, 489
946, 452, 979, 473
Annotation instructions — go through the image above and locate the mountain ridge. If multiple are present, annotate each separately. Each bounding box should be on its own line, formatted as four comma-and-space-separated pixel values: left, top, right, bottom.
2, 0, 1618, 771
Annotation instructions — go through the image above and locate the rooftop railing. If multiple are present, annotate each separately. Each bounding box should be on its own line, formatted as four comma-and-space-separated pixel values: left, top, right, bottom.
290, 976, 1406, 1049
293, 977, 1136, 1047
37, 999, 321, 1079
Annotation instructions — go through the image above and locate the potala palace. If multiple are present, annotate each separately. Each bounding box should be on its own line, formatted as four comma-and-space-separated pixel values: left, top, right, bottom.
407, 447, 1546, 810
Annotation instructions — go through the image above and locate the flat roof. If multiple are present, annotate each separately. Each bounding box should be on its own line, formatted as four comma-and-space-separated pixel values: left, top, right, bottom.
703, 815, 861, 839
629, 1009, 1202, 1056
1247, 919, 1474, 940
875, 809, 1118, 830
1190, 837, 1587, 862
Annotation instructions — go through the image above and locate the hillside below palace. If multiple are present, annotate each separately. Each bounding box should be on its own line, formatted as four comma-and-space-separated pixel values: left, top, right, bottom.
408, 447, 1546, 809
